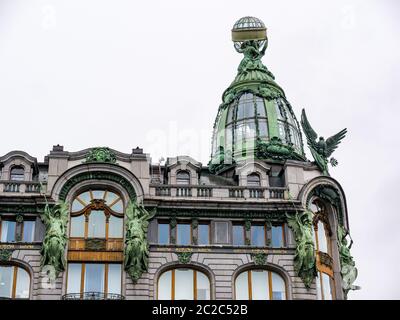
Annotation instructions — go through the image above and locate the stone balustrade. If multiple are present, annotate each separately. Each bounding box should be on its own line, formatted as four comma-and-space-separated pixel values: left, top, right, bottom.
0, 181, 44, 194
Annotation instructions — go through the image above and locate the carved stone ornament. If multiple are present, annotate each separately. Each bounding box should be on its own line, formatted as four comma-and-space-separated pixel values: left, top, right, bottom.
85, 238, 106, 251
0, 249, 13, 262
84, 147, 117, 164
176, 251, 193, 264
251, 252, 267, 265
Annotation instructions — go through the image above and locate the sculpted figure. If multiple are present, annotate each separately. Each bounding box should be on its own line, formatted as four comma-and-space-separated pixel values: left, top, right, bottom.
301, 109, 347, 175
124, 200, 156, 282
287, 210, 317, 288
337, 225, 361, 298
236, 40, 268, 74
40, 201, 69, 282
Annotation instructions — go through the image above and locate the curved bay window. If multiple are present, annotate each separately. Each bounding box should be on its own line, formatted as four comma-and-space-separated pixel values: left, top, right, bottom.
235, 269, 287, 300
158, 268, 211, 300
275, 99, 302, 153
0, 265, 30, 299
10, 166, 25, 181
310, 199, 335, 300
225, 93, 268, 155
65, 189, 124, 300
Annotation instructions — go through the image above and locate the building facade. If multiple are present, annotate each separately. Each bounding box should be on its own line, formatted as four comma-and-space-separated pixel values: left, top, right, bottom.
0, 17, 359, 300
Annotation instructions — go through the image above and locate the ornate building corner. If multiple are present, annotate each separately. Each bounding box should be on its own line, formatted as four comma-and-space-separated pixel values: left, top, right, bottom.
124, 200, 155, 283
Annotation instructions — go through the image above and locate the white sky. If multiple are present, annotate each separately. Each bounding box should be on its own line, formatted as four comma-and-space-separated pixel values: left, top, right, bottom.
0, 0, 399, 299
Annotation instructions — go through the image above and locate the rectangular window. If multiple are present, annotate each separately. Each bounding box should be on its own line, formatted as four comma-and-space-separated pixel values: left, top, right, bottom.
87, 210, 106, 238
214, 221, 229, 244
66, 263, 82, 294
232, 224, 245, 246
107, 264, 122, 295
174, 269, 194, 300
70, 215, 85, 237
22, 221, 35, 242
198, 224, 210, 245
271, 225, 285, 248
84, 264, 105, 293
0, 221, 16, 242
158, 223, 170, 244
108, 216, 123, 238
177, 224, 191, 245
251, 225, 266, 246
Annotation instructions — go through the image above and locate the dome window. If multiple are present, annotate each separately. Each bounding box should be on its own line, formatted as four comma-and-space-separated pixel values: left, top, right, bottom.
176, 171, 190, 185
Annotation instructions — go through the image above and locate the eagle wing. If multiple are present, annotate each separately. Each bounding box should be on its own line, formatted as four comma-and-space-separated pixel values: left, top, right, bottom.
325, 128, 347, 158
300, 109, 318, 149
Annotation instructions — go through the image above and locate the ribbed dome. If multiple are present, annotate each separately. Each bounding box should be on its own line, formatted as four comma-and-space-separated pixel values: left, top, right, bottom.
209, 17, 305, 173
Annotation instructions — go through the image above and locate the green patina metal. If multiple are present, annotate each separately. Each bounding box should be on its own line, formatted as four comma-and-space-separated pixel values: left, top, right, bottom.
124, 200, 156, 283
176, 251, 193, 264
251, 252, 268, 265
286, 210, 317, 288
58, 170, 137, 201
256, 137, 305, 162
84, 147, 117, 164
0, 249, 13, 262
337, 225, 360, 299
40, 201, 69, 282
301, 109, 347, 176
306, 184, 345, 226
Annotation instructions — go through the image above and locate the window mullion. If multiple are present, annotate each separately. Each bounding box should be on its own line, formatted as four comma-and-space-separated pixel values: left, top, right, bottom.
248, 270, 252, 300
268, 271, 273, 300
12, 266, 18, 298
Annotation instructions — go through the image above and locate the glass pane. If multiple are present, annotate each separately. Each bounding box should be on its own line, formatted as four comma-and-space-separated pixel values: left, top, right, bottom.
70, 215, 85, 237
251, 225, 265, 246
196, 271, 210, 300
198, 224, 209, 245
233, 225, 245, 246
0, 266, 13, 298
158, 271, 171, 299
244, 121, 256, 139
158, 223, 169, 244
271, 225, 284, 248
107, 264, 121, 295
225, 125, 233, 148
235, 272, 249, 300
108, 216, 123, 238
271, 272, 286, 300
23, 221, 35, 242
84, 264, 105, 293
110, 199, 123, 213
251, 270, 269, 300
71, 199, 85, 212
176, 172, 190, 185
15, 268, 30, 298
255, 97, 266, 117
258, 119, 268, 138
174, 269, 193, 300
317, 221, 328, 253
1, 221, 16, 242
247, 174, 260, 186
316, 272, 322, 300
227, 104, 234, 124
10, 167, 24, 181
177, 224, 191, 245
92, 190, 105, 200
67, 263, 82, 294
243, 100, 255, 119
105, 191, 118, 205
88, 210, 106, 238
322, 273, 333, 300
78, 191, 91, 205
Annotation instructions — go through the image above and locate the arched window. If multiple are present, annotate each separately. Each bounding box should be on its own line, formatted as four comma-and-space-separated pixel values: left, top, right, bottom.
69, 189, 124, 239
10, 166, 24, 181
176, 171, 190, 185
235, 269, 287, 300
310, 199, 335, 300
247, 173, 261, 187
158, 268, 211, 300
0, 265, 30, 299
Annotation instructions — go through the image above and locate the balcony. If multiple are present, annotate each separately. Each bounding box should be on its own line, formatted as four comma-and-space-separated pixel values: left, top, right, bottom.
151, 184, 288, 201
62, 292, 125, 300
0, 181, 44, 194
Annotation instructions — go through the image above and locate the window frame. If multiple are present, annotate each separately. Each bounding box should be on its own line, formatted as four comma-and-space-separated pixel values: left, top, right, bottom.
0, 265, 31, 299
157, 221, 170, 245
234, 269, 287, 300
175, 222, 192, 246
0, 219, 36, 243
197, 222, 211, 245
9, 165, 25, 181
232, 223, 246, 246
250, 223, 267, 247
176, 170, 191, 185
270, 223, 286, 248
157, 268, 211, 300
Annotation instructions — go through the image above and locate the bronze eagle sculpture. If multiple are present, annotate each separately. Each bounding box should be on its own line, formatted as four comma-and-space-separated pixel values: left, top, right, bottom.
300, 109, 347, 176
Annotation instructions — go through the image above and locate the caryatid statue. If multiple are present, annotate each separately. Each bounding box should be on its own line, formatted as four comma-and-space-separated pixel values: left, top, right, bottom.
40, 201, 69, 282
287, 210, 317, 288
124, 200, 156, 282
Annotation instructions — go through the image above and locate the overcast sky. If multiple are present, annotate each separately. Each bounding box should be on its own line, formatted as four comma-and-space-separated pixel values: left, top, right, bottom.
0, 0, 399, 299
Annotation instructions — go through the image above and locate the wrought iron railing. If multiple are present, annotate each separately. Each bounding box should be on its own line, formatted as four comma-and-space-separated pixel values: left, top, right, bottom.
62, 292, 125, 300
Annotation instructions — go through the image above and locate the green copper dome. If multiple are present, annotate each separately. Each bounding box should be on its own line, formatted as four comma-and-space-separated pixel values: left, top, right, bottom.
209, 17, 305, 173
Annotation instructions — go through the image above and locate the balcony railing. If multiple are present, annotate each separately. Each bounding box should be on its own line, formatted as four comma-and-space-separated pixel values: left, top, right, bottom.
0, 181, 44, 194
62, 292, 125, 300
151, 184, 288, 200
